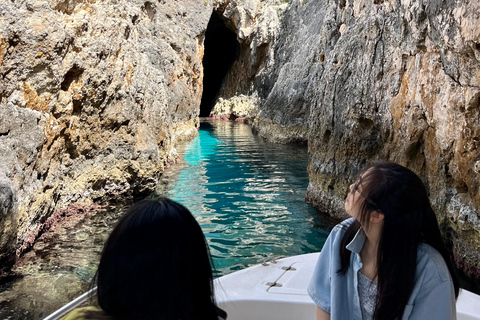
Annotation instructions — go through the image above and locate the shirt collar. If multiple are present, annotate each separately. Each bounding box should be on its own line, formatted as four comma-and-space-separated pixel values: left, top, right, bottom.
345, 227, 366, 254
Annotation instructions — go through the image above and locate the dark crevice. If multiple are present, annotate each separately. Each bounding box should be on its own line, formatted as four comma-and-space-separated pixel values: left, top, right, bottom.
199, 11, 239, 117
8, 35, 20, 48
143, 2, 155, 21
250, 43, 270, 79
455, 180, 469, 194
37, 168, 49, 182
53, 0, 80, 14
322, 129, 331, 143
64, 129, 80, 159
124, 26, 131, 40
0, 274, 23, 289
405, 139, 424, 161
72, 99, 83, 115
358, 117, 374, 130
61, 66, 84, 91
0, 130, 10, 137
132, 15, 139, 24
108, 120, 130, 132
92, 179, 107, 191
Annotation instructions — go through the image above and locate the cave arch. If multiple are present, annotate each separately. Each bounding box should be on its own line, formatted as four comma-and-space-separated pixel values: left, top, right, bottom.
199, 11, 239, 117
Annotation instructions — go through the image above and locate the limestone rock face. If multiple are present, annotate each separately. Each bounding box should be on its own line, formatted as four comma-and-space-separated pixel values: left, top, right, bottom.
211, 94, 259, 122
0, 0, 211, 269
1, 0, 479, 281
214, 0, 480, 277
213, 0, 298, 142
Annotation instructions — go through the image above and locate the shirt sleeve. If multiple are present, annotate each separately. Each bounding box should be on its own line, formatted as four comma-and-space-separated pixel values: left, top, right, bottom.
60, 307, 105, 320
406, 279, 456, 320
307, 228, 336, 314
60, 309, 82, 320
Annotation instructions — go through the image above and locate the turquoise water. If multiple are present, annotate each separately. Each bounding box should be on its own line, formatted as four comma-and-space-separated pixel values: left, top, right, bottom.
0, 120, 331, 320
157, 120, 330, 275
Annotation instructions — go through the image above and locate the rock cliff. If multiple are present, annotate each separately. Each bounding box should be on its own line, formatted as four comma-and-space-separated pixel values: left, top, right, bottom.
0, 0, 211, 270
1, 0, 479, 285
212, 0, 480, 279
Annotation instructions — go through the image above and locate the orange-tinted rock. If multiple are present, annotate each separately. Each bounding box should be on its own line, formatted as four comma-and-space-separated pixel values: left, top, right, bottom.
0, 0, 211, 270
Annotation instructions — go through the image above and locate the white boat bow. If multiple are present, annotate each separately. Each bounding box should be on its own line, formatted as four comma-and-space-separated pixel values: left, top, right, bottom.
214, 253, 480, 320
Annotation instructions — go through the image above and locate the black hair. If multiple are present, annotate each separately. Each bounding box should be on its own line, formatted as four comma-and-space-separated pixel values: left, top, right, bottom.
338, 162, 459, 320
94, 197, 222, 320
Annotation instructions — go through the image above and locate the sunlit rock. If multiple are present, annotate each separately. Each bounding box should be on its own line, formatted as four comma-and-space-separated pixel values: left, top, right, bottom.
1, 0, 479, 284
213, 0, 480, 278
0, 0, 210, 269
211, 94, 259, 122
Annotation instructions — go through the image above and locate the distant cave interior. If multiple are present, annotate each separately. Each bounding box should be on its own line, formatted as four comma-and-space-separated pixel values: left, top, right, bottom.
199, 11, 239, 117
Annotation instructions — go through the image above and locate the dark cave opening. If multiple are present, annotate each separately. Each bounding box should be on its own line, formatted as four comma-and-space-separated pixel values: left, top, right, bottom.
199, 12, 239, 117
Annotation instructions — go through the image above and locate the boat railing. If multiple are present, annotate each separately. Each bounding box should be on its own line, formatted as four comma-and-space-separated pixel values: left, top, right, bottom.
43, 287, 97, 320
257, 255, 284, 266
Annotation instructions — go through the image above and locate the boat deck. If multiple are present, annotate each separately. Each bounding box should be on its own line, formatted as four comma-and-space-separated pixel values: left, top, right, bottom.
214, 253, 480, 320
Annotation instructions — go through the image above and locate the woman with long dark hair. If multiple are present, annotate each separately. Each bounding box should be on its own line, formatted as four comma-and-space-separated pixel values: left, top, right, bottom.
308, 162, 459, 320
62, 197, 226, 320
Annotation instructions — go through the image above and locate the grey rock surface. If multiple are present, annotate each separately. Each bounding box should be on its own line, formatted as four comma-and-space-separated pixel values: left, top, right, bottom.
0, 0, 479, 285
0, 0, 211, 269
212, 0, 480, 277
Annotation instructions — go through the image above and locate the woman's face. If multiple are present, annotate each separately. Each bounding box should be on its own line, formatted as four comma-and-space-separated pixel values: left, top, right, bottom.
345, 173, 369, 219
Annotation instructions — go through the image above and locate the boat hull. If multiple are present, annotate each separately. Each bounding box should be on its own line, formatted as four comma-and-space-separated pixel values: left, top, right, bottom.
214, 253, 480, 320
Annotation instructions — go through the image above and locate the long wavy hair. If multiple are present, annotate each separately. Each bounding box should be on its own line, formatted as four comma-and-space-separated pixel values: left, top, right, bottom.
94, 197, 222, 320
338, 162, 459, 320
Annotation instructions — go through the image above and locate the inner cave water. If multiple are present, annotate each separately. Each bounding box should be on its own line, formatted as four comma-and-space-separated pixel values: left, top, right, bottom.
0, 119, 332, 320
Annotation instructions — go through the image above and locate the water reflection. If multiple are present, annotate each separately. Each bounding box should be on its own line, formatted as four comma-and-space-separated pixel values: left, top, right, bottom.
0, 205, 127, 320
157, 120, 328, 275
0, 120, 330, 319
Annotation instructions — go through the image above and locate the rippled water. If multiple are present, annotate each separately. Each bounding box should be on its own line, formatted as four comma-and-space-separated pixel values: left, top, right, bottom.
157, 120, 329, 275
0, 205, 126, 320
0, 120, 331, 319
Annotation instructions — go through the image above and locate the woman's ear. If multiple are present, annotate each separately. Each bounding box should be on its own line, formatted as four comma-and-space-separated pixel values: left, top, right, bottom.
370, 210, 384, 224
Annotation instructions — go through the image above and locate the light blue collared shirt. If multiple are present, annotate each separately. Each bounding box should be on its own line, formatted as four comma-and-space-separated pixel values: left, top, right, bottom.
307, 218, 456, 320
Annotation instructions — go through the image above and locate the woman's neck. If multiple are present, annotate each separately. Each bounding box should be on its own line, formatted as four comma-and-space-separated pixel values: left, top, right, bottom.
360, 223, 382, 280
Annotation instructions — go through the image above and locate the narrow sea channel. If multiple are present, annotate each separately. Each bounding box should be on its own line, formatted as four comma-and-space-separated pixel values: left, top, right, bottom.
158, 120, 330, 275
0, 119, 331, 319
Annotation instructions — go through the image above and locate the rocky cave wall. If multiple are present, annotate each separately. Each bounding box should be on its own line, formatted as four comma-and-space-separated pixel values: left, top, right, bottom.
211, 0, 480, 278
1, 0, 479, 281
0, 0, 212, 270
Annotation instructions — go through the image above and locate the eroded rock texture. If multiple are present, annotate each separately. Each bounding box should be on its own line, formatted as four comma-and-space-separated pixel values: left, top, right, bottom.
0, 0, 211, 270
1, 0, 479, 283
212, 0, 480, 278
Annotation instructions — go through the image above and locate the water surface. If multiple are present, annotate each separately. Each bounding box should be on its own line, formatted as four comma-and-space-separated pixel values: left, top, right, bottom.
0, 120, 330, 319
157, 120, 329, 274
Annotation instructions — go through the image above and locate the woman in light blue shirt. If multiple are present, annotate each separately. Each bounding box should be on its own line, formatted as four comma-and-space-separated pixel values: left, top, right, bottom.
308, 162, 459, 320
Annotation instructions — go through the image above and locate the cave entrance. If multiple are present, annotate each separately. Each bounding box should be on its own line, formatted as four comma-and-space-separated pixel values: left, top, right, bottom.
199, 11, 239, 117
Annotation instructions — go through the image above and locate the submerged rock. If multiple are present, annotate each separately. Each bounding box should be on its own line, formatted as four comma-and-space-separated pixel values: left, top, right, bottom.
0, 181, 17, 270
